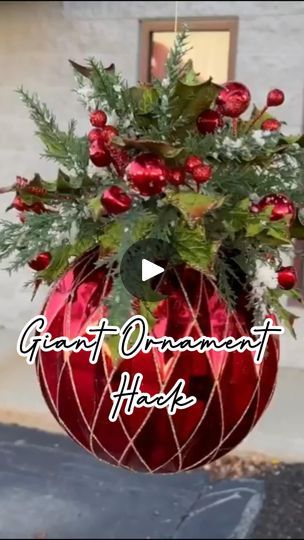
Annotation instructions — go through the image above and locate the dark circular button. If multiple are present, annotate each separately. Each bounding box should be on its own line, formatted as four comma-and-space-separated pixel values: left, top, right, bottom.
120, 238, 175, 301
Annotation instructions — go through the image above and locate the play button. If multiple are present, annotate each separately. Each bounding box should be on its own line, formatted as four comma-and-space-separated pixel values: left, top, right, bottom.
142, 259, 164, 282
120, 238, 176, 301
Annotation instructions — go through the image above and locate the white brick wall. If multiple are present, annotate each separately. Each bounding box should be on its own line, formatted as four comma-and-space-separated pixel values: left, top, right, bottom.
0, 0, 304, 373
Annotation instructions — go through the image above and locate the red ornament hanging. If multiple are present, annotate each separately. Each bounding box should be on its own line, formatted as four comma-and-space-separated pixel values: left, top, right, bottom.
261, 119, 281, 132
101, 186, 132, 215
253, 194, 295, 223
89, 140, 111, 167
217, 82, 251, 118
277, 266, 297, 290
90, 110, 107, 128
192, 164, 213, 184
168, 167, 186, 186
196, 109, 223, 135
267, 89, 285, 107
126, 153, 168, 196
29, 252, 52, 271
37, 250, 279, 473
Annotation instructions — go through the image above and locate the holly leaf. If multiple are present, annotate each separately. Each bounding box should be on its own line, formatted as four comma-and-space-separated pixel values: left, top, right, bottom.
172, 77, 221, 124
116, 137, 183, 159
267, 289, 299, 338
128, 86, 159, 115
100, 221, 124, 256
167, 192, 224, 221
69, 59, 115, 78
172, 221, 220, 273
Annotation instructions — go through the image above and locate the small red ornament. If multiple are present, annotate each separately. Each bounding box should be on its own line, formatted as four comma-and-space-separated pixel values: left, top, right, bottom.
89, 140, 111, 167
196, 109, 223, 135
277, 266, 297, 290
29, 252, 52, 271
168, 167, 186, 186
11, 195, 45, 214
185, 155, 203, 173
89, 110, 107, 128
217, 82, 251, 118
100, 125, 119, 143
255, 194, 295, 223
101, 186, 132, 215
261, 118, 281, 132
126, 153, 168, 196
192, 164, 213, 184
88, 128, 103, 143
267, 89, 285, 107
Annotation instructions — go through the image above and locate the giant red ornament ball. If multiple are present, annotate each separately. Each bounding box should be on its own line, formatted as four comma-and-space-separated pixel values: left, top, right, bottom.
267, 89, 285, 107
277, 266, 297, 290
126, 153, 168, 196
217, 82, 251, 118
101, 186, 132, 215
29, 251, 52, 271
196, 109, 223, 135
37, 249, 279, 473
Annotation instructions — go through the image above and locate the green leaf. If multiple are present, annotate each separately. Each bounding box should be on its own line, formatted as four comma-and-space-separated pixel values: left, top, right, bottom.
172, 77, 221, 124
167, 192, 224, 221
88, 196, 103, 222
267, 289, 299, 337
128, 86, 159, 115
139, 300, 159, 330
116, 137, 183, 159
172, 221, 220, 273
100, 221, 124, 255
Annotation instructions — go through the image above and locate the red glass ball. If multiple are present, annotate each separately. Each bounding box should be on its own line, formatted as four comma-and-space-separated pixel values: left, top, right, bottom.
192, 164, 212, 184
196, 109, 223, 135
257, 194, 295, 222
277, 266, 296, 290
217, 82, 251, 118
90, 110, 107, 128
89, 140, 111, 167
37, 250, 279, 473
168, 168, 186, 186
261, 119, 281, 132
88, 128, 103, 143
185, 155, 203, 173
267, 89, 285, 107
126, 153, 167, 196
29, 252, 52, 271
101, 186, 132, 215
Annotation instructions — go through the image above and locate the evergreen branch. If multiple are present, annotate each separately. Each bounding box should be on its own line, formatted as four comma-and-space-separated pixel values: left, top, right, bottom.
164, 27, 191, 88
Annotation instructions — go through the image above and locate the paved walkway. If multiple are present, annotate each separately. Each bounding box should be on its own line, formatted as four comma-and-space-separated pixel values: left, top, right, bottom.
0, 424, 264, 539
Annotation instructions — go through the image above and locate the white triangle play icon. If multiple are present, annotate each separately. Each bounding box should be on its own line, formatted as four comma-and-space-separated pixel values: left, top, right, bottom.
141, 259, 164, 282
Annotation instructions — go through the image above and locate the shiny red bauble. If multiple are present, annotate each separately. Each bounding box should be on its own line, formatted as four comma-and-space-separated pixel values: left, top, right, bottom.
37, 249, 279, 473
90, 110, 107, 128
254, 194, 295, 223
88, 128, 103, 143
126, 153, 168, 196
261, 119, 281, 132
100, 125, 119, 143
267, 89, 285, 108
29, 251, 52, 271
196, 109, 223, 135
217, 82, 251, 118
185, 155, 203, 173
168, 167, 186, 186
192, 164, 212, 184
89, 140, 111, 167
277, 266, 297, 290
101, 186, 132, 215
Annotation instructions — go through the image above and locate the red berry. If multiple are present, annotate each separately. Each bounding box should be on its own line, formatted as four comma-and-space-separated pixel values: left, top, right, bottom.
196, 109, 223, 135
89, 140, 111, 167
168, 167, 185, 186
88, 128, 103, 143
254, 194, 295, 223
100, 125, 119, 143
101, 186, 132, 215
192, 164, 213, 184
267, 89, 285, 107
29, 252, 52, 272
126, 153, 167, 196
185, 155, 203, 173
277, 266, 296, 290
261, 118, 281, 132
12, 195, 28, 212
216, 82, 251, 118
89, 110, 107, 128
